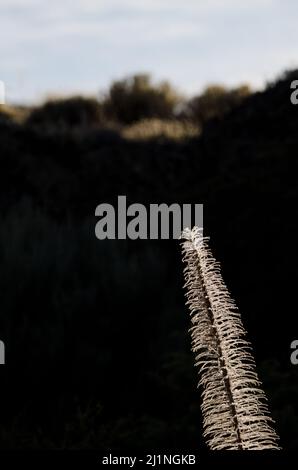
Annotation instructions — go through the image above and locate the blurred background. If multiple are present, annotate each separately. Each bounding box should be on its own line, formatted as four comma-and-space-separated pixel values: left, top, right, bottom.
0, 0, 298, 451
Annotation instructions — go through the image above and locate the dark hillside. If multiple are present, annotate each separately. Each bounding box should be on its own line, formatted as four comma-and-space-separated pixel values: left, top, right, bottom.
0, 71, 297, 449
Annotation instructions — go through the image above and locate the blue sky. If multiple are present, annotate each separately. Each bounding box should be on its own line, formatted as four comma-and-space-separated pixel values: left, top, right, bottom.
0, 0, 297, 103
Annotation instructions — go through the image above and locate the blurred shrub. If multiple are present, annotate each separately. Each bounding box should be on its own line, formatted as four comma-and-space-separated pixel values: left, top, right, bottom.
185, 84, 251, 125
26, 96, 105, 131
0, 105, 28, 124
122, 118, 200, 141
103, 74, 182, 124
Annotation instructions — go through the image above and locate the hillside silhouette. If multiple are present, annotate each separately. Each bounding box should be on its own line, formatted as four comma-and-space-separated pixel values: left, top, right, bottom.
0, 70, 297, 449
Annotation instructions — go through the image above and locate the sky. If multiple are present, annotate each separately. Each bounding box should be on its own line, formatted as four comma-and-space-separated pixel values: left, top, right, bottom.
0, 0, 297, 103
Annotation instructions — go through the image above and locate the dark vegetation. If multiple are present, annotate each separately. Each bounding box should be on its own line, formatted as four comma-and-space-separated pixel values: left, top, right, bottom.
0, 71, 297, 449
27, 96, 106, 131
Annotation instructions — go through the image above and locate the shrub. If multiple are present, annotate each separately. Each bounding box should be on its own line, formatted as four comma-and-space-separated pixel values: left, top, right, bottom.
185, 84, 251, 125
0, 105, 28, 124
102, 74, 182, 124
26, 96, 105, 131
122, 118, 200, 141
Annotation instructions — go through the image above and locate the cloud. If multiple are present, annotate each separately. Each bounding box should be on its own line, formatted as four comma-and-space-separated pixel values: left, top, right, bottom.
0, 0, 296, 103
99, 0, 275, 13
0, 0, 209, 47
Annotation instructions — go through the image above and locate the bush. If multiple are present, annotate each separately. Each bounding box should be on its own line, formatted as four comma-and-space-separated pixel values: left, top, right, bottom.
185, 84, 251, 125
26, 96, 105, 131
0, 105, 28, 124
122, 118, 200, 141
102, 74, 182, 124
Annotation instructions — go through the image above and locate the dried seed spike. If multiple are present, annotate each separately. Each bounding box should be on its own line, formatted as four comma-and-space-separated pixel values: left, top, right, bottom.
181, 227, 280, 450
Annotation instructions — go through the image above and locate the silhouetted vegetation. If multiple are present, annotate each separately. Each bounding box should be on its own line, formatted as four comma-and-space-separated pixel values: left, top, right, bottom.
0, 70, 297, 450
26, 96, 105, 132
185, 84, 251, 125
102, 74, 181, 124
